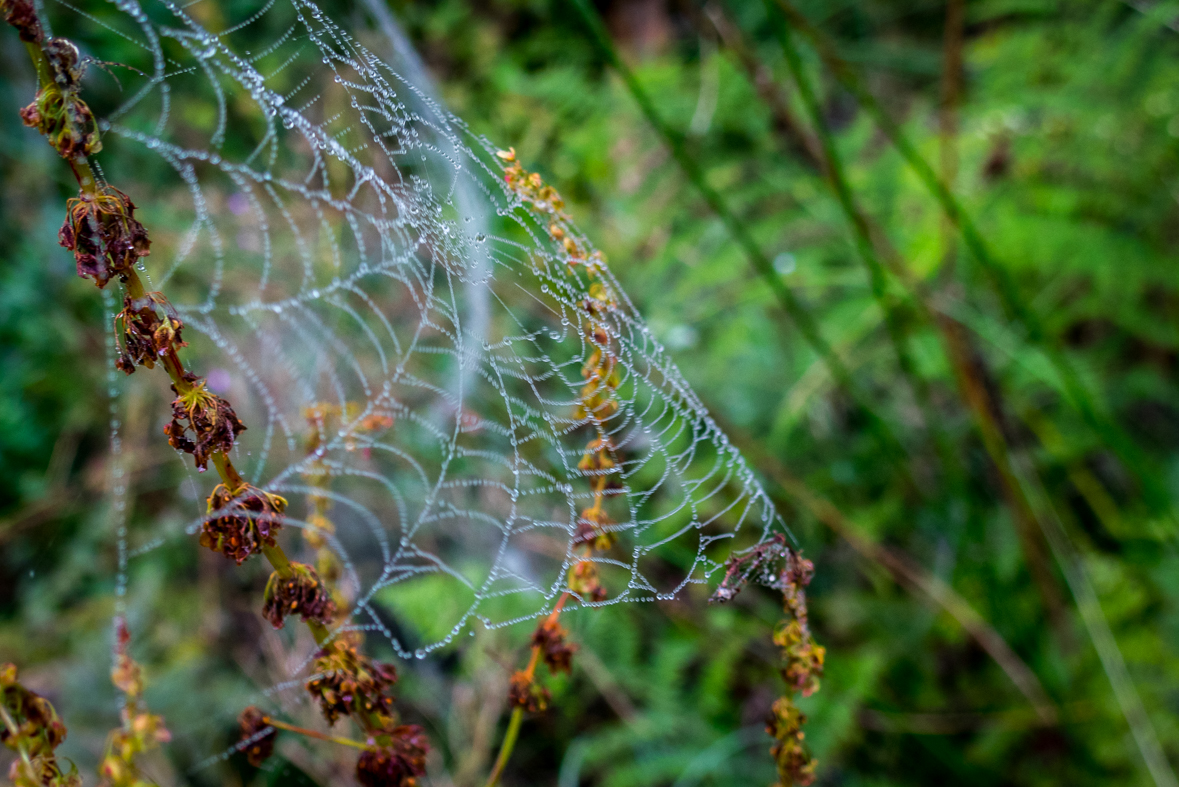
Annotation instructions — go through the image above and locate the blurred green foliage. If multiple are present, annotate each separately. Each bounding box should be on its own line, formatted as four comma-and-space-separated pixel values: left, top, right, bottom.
5, 0, 1179, 785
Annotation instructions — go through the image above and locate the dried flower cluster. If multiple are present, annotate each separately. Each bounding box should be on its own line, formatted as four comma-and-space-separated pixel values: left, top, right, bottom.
1, 0, 44, 42
99, 639, 171, 787
1, 663, 79, 787
236, 707, 275, 767
114, 293, 186, 374
262, 561, 337, 629
507, 670, 549, 713
12, 17, 102, 162
531, 618, 577, 674
201, 482, 287, 564
306, 635, 400, 726
58, 187, 150, 288
164, 375, 247, 471
767, 551, 824, 787
354, 725, 430, 787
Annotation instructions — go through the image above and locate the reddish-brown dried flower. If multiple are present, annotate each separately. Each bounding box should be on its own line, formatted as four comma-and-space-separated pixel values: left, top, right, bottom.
58, 187, 147, 288
306, 636, 398, 726
1, 0, 44, 42
262, 562, 337, 629
201, 483, 286, 564
1, 664, 67, 759
113, 292, 186, 374
530, 618, 577, 675
507, 671, 549, 713
165, 374, 246, 471
236, 706, 275, 767
354, 725, 429, 787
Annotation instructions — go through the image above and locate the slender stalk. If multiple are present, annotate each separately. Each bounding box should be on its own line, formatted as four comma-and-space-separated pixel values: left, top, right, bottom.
483, 592, 570, 787
10, 23, 330, 656
938, 0, 965, 269
566, 0, 913, 476
770, 0, 1173, 522
263, 717, 369, 750
0, 703, 34, 771
483, 707, 524, 787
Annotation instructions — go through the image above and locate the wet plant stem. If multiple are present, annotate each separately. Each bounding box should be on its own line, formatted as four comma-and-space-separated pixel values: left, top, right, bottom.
0, 703, 34, 771
483, 592, 571, 787
263, 717, 368, 750
13, 29, 331, 652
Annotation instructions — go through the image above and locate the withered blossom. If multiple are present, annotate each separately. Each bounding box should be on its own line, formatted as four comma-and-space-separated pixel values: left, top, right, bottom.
354, 725, 429, 787
58, 187, 149, 288
262, 562, 337, 629
18, 38, 101, 161
306, 636, 398, 725
236, 706, 275, 767
1, 0, 44, 43
530, 618, 577, 675
201, 483, 286, 565
114, 292, 186, 375
507, 671, 549, 713
164, 374, 246, 471
1, 663, 80, 787
1, 664, 67, 758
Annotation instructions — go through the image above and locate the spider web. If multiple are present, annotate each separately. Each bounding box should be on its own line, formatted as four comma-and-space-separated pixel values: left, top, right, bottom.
32, 0, 790, 774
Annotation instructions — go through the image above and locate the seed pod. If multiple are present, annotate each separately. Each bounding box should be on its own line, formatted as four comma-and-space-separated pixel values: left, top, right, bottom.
567, 559, 607, 603
261, 562, 337, 629
114, 293, 186, 374
1, 0, 44, 42
574, 505, 616, 551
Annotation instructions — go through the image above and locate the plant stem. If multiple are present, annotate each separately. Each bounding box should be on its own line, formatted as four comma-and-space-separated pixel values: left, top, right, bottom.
263, 717, 369, 750
483, 591, 570, 787
9, 25, 332, 654
764, 2, 1067, 625
0, 703, 34, 771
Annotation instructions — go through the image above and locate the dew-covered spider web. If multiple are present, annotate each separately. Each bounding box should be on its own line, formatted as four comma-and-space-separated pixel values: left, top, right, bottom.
28, 0, 790, 772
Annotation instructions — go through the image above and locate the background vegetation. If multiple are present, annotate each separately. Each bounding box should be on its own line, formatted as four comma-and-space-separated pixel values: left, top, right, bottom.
4, 0, 1179, 785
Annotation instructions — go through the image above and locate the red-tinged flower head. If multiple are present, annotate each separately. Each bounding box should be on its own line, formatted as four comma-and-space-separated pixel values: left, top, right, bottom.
262, 562, 337, 629
530, 618, 577, 675
201, 483, 286, 565
236, 706, 275, 767
58, 187, 147, 288
306, 636, 398, 726
355, 725, 429, 787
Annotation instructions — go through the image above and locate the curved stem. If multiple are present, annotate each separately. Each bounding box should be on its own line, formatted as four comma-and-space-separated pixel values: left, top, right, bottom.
264, 717, 368, 750
482, 707, 524, 787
